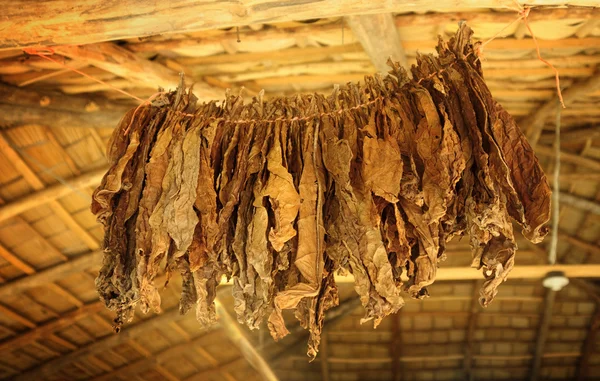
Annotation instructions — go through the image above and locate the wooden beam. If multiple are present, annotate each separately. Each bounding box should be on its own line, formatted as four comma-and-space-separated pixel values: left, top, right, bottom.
0, 133, 99, 250
525, 67, 600, 147
54, 43, 223, 100
576, 308, 600, 381
229, 264, 599, 286
13, 308, 187, 381
0, 251, 101, 299
345, 13, 407, 72
4, 1, 598, 50
529, 288, 557, 381
0, 167, 107, 223
214, 299, 279, 381
0, 242, 35, 274
0, 302, 104, 353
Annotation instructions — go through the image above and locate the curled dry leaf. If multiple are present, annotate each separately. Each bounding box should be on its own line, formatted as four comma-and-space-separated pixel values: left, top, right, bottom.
91, 24, 550, 357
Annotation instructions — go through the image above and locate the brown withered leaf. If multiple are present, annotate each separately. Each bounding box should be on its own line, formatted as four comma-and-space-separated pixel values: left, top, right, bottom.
92, 23, 552, 358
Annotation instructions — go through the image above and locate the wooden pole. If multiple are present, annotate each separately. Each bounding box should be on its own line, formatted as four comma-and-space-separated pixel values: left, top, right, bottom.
529, 289, 557, 381
345, 13, 408, 72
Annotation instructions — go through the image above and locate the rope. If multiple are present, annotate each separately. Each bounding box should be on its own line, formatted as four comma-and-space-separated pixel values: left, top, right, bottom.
474, 2, 565, 108
23, 47, 146, 103
548, 101, 561, 265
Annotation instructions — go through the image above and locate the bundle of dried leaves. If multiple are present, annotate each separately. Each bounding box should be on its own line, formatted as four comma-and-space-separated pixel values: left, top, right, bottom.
92, 24, 550, 358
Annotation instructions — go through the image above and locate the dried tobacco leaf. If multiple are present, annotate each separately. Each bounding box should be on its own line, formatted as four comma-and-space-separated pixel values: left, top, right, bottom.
92, 23, 551, 357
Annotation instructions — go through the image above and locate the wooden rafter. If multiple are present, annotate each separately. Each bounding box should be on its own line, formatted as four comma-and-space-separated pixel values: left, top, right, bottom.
345, 13, 408, 72
0, 250, 101, 299
0, 167, 107, 223
0, 301, 103, 353
2, 1, 598, 50
0, 133, 99, 249
91, 330, 220, 381
13, 309, 187, 381
525, 66, 600, 147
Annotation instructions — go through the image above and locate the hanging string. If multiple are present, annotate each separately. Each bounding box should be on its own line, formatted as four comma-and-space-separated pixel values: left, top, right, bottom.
23, 47, 146, 103
548, 101, 561, 265
474, 1, 565, 108
236, 27, 241, 43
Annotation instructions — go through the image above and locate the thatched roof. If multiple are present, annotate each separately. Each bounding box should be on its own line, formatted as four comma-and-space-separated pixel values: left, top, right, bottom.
0, 2, 599, 380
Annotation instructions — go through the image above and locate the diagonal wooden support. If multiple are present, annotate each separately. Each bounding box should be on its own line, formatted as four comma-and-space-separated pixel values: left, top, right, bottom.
529, 288, 557, 381
0, 133, 99, 250
0, 167, 107, 223
0, 250, 101, 299
576, 307, 600, 381
345, 13, 408, 72
0, 301, 104, 353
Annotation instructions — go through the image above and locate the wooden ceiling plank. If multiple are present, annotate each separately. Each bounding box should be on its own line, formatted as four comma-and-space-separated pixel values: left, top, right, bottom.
214, 298, 279, 381
0, 133, 99, 250
13, 308, 188, 381
91, 330, 220, 381
346, 13, 408, 73
194, 346, 238, 381
4, 1, 598, 50
0, 301, 103, 353
0, 242, 35, 275
525, 66, 600, 147
0, 250, 101, 299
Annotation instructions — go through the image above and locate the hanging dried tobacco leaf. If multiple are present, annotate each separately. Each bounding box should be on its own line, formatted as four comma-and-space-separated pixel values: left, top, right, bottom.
92, 23, 551, 357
